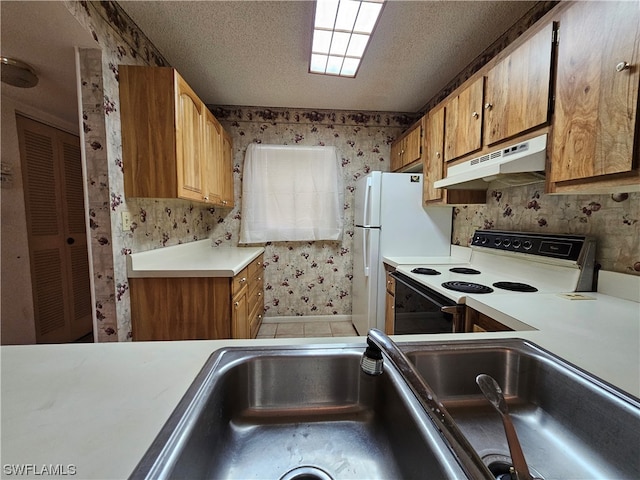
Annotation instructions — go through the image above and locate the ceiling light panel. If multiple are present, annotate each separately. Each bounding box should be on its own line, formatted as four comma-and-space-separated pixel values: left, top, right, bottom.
310, 0, 385, 78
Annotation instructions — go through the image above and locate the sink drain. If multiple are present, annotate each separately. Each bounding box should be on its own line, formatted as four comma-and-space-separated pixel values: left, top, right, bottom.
483, 454, 544, 480
279, 466, 334, 480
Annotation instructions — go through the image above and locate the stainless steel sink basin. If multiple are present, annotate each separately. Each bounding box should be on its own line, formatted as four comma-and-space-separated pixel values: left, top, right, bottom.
129, 345, 468, 480
406, 339, 640, 479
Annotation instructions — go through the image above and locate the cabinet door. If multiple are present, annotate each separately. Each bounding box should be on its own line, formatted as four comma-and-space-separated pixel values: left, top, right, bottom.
484, 23, 554, 146
444, 77, 484, 161
203, 110, 223, 205
221, 130, 234, 207
232, 290, 249, 339
402, 124, 422, 166
423, 108, 445, 203
390, 138, 403, 171
175, 74, 204, 201
550, 1, 639, 182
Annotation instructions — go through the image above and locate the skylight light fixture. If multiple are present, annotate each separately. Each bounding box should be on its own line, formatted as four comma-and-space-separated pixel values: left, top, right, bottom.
310, 0, 385, 78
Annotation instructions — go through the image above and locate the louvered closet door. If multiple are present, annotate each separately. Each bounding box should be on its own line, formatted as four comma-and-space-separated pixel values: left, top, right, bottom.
17, 115, 92, 343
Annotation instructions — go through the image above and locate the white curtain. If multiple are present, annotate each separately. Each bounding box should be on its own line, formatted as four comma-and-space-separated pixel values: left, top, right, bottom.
240, 143, 344, 243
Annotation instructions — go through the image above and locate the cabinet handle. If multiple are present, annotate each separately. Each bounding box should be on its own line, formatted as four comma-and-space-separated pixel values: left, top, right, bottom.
203, 196, 209, 201
484, 103, 493, 110
436, 152, 441, 159
257, 292, 262, 297
616, 61, 630, 72
472, 111, 479, 119
258, 314, 263, 319
239, 277, 247, 283
234, 301, 239, 307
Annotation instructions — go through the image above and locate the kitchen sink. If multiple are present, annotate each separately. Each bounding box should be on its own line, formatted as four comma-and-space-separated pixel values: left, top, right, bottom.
406, 339, 640, 479
129, 345, 468, 480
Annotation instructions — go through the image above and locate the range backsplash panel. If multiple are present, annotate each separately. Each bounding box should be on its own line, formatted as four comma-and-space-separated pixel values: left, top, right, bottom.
453, 184, 639, 275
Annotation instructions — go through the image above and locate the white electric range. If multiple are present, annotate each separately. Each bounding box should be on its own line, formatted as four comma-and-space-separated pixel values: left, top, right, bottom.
390, 230, 597, 333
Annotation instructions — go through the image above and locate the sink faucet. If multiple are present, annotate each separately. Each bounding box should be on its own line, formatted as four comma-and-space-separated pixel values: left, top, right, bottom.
361, 329, 495, 480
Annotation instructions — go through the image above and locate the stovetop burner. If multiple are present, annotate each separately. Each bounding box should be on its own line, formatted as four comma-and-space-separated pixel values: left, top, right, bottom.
449, 267, 481, 275
411, 267, 441, 275
442, 281, 494, 294
493, 281, 538, 292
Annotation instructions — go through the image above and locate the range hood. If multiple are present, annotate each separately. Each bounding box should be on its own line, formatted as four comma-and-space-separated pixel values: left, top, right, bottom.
434, 134, 547, 190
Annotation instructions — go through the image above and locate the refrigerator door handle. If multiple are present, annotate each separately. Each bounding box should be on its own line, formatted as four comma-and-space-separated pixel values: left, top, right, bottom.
363, 228, 370, 277
363, 176, 372, 226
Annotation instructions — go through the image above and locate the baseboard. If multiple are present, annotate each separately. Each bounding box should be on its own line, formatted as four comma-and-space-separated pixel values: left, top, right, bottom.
262, 314, 352, 324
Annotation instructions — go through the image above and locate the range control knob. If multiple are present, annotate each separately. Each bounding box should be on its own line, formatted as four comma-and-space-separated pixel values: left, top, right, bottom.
523, 240, 533, 250
503, 239, 511, 248
513, 240, 521, 249
494, 238, 502, 246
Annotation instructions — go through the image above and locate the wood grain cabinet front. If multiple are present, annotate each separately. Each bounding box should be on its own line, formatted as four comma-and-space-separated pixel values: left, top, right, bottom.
232, 254, 264, 340
483, 22, 554, 147
119, 65, 233, 206
423, 107, 486, 206
130, 254, 265, 341
390, 121, 422, 171
384, 266, 395, 335
548, 1, 640, 193
444, 77, 484, 162
464, 307, 513, 333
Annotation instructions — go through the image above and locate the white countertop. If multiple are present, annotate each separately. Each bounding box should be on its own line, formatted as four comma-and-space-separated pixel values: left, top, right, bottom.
2, 262, 639, 479
126, 240, 264, 278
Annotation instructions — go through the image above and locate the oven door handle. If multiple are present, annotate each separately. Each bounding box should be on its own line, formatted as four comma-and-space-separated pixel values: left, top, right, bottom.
390, 271, 454, 308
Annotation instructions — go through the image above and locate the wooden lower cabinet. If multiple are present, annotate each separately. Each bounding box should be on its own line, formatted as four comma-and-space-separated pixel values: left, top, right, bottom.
131, 254, 264, 341
464, 307, 513, 333
232, 255, 264, 339
130, 277, 231, 341
384, 264, 396, 335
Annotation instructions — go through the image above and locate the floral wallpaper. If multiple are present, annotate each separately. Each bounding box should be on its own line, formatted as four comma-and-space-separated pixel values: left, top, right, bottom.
67, 1, 223, 341
208, 106, 414, 317
63, 0, 636, 343
452, 183, 640, 275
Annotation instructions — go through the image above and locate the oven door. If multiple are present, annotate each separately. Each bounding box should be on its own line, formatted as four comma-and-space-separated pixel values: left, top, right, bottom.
390, 271, 463, 334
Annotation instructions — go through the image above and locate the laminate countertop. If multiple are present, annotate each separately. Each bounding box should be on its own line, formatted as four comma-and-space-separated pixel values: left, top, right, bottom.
2, 276, 638, 479
126, 240, 264, 278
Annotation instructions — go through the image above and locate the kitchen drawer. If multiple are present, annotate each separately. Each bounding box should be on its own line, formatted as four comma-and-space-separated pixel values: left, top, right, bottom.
232, 267, 249, 296
249, 307, 264, 339
248, 283, 263, 316
248, 254, 264, 278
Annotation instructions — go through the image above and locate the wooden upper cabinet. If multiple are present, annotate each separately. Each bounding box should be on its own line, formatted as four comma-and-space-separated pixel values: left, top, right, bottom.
221, 130, 235, 207
444, 77, 484, 162
175, 74, 205, 202
120, 65, 233, 205
484, 23, 554, 146
549, 1, 639, 187
402, 124, 422, 167
423, 108, 444, 203
390, 121, 422, 171
423, 107, 486, 206
203, 109, 223, 205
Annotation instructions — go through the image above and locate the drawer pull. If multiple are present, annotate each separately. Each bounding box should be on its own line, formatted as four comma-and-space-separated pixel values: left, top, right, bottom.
239, 277, 247, 283
234, 301, 239, 307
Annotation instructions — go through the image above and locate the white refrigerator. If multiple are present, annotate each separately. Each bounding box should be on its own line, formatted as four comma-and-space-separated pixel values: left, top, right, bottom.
352, 172, 452, 335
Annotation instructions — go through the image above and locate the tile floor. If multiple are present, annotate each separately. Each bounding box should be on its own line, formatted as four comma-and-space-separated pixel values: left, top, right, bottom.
256, 320, 358, 338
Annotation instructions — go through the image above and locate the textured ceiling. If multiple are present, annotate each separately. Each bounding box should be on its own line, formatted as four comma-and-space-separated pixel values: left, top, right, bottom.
119, 1, 538, 113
